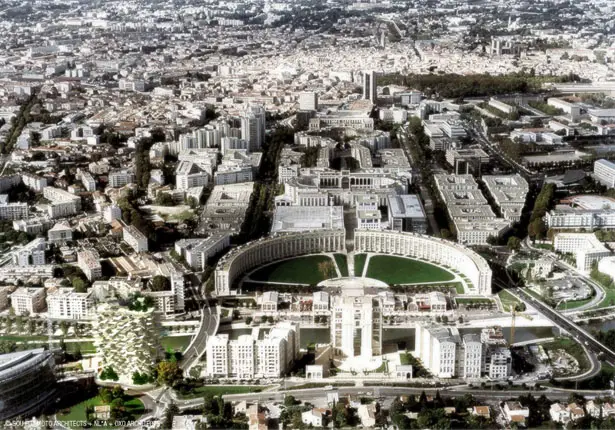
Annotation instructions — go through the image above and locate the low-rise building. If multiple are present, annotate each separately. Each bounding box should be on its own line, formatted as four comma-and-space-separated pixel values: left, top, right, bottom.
387, 194, 428, 233
554, 232, 611, 272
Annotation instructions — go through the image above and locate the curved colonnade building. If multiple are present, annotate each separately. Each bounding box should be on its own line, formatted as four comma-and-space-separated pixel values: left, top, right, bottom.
215, 230, 346, 295
354, 230, 492, 295
214, 229, 492, 296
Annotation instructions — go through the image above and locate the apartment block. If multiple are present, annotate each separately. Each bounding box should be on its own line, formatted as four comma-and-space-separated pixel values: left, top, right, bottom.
10, 287, 46, 315
77, 248, 102, 281
47, 287, 95, 320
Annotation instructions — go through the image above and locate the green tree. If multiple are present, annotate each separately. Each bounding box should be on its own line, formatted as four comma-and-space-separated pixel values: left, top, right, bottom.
507, 236, 521, 251
72, 277, 87, 292
151, 275, 171, 292
156, 360, 183, 386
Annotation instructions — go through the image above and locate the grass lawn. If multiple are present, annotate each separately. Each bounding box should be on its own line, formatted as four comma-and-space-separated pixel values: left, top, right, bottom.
161, 336, 193, 352
557, 298, 592, 310
57, 395, 144, 427
65, 341, 96, 354
249, 255, 335, 284
177, 385, 267, 399
354, 253, 367, 277
498, 290, 520, 311
334, 253, 348, 277
595, 286, 615, 309
0, 335, 47, 342
366, 255, 455, 285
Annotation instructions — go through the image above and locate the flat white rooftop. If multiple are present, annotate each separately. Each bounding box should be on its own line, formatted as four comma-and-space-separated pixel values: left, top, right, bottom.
271, 205, 344, 232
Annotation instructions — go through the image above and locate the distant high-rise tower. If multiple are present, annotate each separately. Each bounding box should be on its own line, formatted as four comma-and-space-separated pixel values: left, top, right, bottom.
363, 70, 377, 102
299, 92, 318, 111
240, 104, 266, 151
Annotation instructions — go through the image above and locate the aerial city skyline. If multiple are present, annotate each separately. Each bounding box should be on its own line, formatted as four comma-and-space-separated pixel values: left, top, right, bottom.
1, 0, 615, 428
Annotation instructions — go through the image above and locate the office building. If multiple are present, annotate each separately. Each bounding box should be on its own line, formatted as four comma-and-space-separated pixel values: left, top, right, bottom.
0, 349, 56, 420
481, 175, 529, 223
363, 70, 377, 102
387, 195, 428, 233
240, 104, 266, 151
271, 206, 344, 233
553, 233, 611, 273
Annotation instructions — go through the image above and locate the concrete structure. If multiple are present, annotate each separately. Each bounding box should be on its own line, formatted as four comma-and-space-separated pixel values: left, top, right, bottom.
546, 195, 615, 229
416, 325, 511, 380
445, 148, 489, 175
241, 104, 266, 151
77, 248, 102, 281
271, 205, 344, 233
363, 70, 377, 102
22, 173, 47, 192
206, 323, 298, 379
387, 194, 428, 233
354, 230, 492, 295
12, 238, 46, 267
594, 159, 615, 188
482, 175, 529, 222
299, 92, 318, 111
176, 161, 209, 190
0, 349, 56, 420
93, 303, 162, 380
47, 287, 95, 320
554, 233, 611, 272
122, 224, 148, 252
10, 287, 46, 315
175, 234, 231, 272
108, 169, 135, 188
0, 195, 28, 220
547, 98, 581, 121
43, 187, 81, 218
48, 222, 72, 244
331, 288, 382, 359
214, 230, 345, 295
433, 174, 510, 245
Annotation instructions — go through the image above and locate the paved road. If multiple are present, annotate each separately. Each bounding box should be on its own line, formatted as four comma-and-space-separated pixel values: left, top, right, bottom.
495, 279, 610, 381
220, 386, 609, 404
181, 303, 219, 370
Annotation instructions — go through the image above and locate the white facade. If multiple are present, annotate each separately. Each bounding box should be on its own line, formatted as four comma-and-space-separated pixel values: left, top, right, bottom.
43, 187, 81, 218
175, 234, 231, 272
47, 287, 94, 320
594, 159, 615, 188
123, 224, 148, 252
175, 161, 209, 190
299, 92, 318, 111
240, 104, 266, 151
10, 287, 46, 315
354, 230, 492, 295
206, 323, 298, 379
108, 169, 135, 188
553, 233, 611, 272
12, 238, 46, 267
77, 248, 102, 281
331, 291, 382, 359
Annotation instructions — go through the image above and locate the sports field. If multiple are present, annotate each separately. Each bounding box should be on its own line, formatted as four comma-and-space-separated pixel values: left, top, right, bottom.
365, 255, 455, 284
249, 255, 335, 284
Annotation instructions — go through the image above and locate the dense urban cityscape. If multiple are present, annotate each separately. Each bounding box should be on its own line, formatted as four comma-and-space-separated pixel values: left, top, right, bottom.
0, 0, 615, 428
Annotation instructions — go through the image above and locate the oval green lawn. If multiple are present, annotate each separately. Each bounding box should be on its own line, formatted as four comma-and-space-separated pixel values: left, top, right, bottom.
366, 255, 455, 284
249, 255, 335, 284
